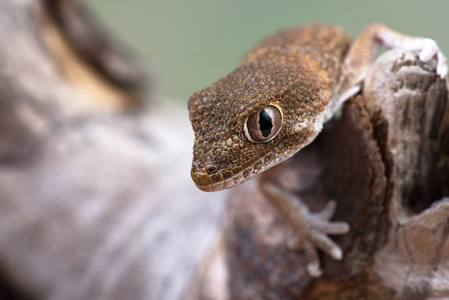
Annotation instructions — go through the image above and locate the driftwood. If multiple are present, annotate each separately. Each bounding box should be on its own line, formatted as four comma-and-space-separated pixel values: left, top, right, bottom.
190, 51, 449, 299
0, 1, 226, 299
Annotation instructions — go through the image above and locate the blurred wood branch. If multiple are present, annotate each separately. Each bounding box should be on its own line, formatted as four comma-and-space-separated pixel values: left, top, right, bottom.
0, 1, 225, 299
43, 0, 148, 91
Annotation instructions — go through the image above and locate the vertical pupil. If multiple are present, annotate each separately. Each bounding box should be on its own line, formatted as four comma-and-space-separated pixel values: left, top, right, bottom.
259, 110, 272, 137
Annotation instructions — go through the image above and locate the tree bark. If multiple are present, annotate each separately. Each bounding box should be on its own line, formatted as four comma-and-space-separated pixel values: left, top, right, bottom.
191, 51, 449, 300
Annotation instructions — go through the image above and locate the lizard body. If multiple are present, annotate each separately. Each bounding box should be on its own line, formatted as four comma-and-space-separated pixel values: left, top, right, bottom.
188, 23, 447, 277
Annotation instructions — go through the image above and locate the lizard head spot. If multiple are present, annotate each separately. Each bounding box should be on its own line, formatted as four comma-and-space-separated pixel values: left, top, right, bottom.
243, 104, 283, 143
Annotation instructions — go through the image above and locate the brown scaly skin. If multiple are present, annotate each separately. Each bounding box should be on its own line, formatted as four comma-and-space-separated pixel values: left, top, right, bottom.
188, 23, 447, 277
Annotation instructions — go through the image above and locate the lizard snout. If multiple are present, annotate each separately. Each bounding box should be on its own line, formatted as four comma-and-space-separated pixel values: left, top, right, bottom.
191, 171, 221, 192
191, 164, 218, 185
191, 163, 229, 192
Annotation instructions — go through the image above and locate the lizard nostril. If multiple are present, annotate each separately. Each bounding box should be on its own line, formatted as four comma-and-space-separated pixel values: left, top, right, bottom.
206, 165, 217, 174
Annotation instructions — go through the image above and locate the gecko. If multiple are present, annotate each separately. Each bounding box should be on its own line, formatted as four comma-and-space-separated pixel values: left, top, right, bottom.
187, 23, 447, 277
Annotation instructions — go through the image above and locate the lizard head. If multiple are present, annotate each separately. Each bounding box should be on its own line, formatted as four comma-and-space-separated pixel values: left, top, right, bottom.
188, 52, 332, 192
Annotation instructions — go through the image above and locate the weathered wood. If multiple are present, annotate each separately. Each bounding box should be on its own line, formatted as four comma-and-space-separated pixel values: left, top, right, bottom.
0, 1, 226, 299
190, 51, 449, 299
43, 0, 148, 91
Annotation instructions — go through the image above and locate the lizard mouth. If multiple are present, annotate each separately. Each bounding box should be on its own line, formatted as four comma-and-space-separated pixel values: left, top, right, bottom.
192, 141, 290, 192
193, 168, 256, 192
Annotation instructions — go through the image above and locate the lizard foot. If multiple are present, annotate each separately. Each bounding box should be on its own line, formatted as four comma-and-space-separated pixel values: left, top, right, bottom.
286, 200, 349, 277
412, 38, 447, 78
352, 24, 448, 79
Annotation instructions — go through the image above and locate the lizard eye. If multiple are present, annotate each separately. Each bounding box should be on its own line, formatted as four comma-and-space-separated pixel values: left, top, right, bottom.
244, 104, 283, 143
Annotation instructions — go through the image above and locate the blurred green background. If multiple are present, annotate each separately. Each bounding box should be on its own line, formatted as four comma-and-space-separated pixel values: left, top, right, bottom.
88, 0, 449, 102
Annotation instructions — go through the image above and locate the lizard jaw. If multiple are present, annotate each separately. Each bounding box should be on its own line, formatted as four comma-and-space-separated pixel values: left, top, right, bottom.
193, 168, 256, 192
194, 175, 241, 192
193, 142, 292, 192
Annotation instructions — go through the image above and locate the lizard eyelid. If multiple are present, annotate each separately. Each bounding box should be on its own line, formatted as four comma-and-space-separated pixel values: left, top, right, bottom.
243, 104, 283, 143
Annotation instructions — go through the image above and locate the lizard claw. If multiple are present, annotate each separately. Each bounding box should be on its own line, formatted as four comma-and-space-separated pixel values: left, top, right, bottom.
436, 52, 448, 79
418, 38, 439, 62
307, 262, 323, 278
287, 199, 349, 277
308, 200, 350, 235
410, 38, 447, 78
